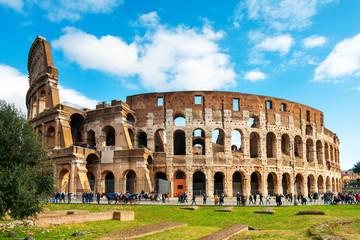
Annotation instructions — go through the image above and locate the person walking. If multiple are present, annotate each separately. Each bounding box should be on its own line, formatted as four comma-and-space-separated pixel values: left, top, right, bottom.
97, 192, 101, 204
259, 193, 264, 205
265, 194, 271, 204
249, 194, 253, 204
191, 193, 197, 205
68, 192, 72, 203
253, 193, 257, 204
203, 193, 207, 204
241, 194, 247, 206
236, 192, 241, 206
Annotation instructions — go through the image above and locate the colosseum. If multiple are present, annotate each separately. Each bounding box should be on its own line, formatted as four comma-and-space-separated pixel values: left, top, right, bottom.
26, 36, 342, 198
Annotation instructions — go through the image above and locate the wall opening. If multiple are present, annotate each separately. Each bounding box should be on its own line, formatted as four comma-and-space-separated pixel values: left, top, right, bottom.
70, 114, 85, 144
214, 172, 224, 195
157, 97, 163, 106
212, 129, 225, 153
231, 130, 242, 152
306, 139, 314, 162
249, 116, 260, 128
154, 129, 166, 152
266, 132, 276, 158
251, 172, 261, 195
138, 132, 147, 148
174, 130, 186, 155
282, 173, 291, 195
105, 171, 114, 193
306, 125, 313, 136
250, 132, 260, 158
87, 130, 96, 147
281, 134, 290, 156
174, 115, 186, 126
193, 171, 206, 196
316, 140, 323, 164
103, 126, 115, 146
195, 95, 202, 104
126, 170, 136, 193
232, 172, 243, 196
233, 98, 239, 111
294, 136, 303, 158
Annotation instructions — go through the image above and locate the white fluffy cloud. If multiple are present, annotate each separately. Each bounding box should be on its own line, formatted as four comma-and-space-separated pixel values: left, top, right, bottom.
235, 0, 334, 31
52, 14, 237, 91
314, 34, 360, 82
303, 35, 327, 48
0, 0, 23, 11
244, 69, 266, 82
255, 34, 294, 55
0, 64, 98, 113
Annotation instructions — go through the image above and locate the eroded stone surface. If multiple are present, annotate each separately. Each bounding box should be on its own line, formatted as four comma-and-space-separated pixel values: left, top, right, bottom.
199, 224, 248, 240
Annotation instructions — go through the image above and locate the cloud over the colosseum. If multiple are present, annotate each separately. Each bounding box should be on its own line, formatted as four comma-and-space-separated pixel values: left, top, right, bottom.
52, 13, 237, 91
0, 64, 98, 112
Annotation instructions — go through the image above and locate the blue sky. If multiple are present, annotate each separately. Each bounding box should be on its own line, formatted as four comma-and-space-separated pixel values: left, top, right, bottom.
0, 0, 359, 170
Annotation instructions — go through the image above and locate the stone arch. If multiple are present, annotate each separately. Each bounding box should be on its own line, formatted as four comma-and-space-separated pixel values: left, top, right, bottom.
250, 132, 260, 158
59, 168, 70, 193
326, 176, 331, 192
46, 126, 56, 149
281, 134, 290, 156
174, 113, 186, 126
126, 170, 136, 193
174, 130, 186, 155
307, 174, 316, 195
330, 145, 334, 161
70, 113, 85, 144
295, 173, 304, 195
146, 155, 153, 165
212, 129, 225, 153
250, 171, 262, 195
154, 129, 166, 152
138, 131, 147, 148
316, 140, 323, 164
294, 136, 303, 158
325, 142, 329, 160
231, 129, 243, 152
267, 172, 278, 196
306, 139, 314, 162
266, 132, 276, 158
193, 128, 205, 155
103, 126, 115, 146
87, 130, 96, 147
174, 171, 186, 196
318, 175, 324, 193
126, 113, 135, 125
193, 171, 206, 196
249, 115, 260, 128
214, 171, 224, 195
282, 173, 291, 195
332, 177, 335, 192
104, 171, 115, 193
39, 90, 46, 113
232, 171, 245, 196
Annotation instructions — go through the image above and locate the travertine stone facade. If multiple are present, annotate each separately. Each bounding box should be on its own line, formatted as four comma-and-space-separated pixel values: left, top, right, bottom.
26, 36, 341, 197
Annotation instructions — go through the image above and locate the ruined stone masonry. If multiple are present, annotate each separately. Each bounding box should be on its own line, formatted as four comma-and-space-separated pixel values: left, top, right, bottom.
26, 36, 341, 197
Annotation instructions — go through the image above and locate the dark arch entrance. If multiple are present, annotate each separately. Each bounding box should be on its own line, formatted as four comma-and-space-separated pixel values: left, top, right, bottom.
105, 172, 114, 193
267, 173, 276, 196
251, 172, 260, 195
87, 172, 95, 191
126, 170, 136, 193
214, 172, 224, 195
193, 171, 206, 196
232, 172, 243, 196
155, 172, 168, 193
282, 173, 291, 195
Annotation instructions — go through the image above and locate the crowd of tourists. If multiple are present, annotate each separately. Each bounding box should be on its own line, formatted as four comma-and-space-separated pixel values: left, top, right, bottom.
47, 191, 360, 206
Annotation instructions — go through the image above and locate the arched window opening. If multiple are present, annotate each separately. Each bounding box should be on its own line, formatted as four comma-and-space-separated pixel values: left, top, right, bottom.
326, 176, 331, 192
154, 129, 166, 152
103, 126, 115, 146
282, 173, 291, 195
126, 170, 136, 193
281, 134, 290, 156
316, 140, 323, 164
70, 114, 85, 144
147, 155, 153, 165
212, 129, 225, 153
330, 145, 333, 161
231, 130, 242, 152
59, 169, 70, 193
232, 172, 243, 196
174, 114, 186, 126
87, 130, 96, 147
266, 132, 276, 158
318, 175, 324, 193
332, 177, 335, 192
214, 172, 224, 195
193, 129, 205, 137
193, 171, 206, 196
39, 90, 46, 113
126, 113, 135, 125
294, 136, 303, 158
295, 174, 303, 195
306, 139, 314, 162
307, 175, 316, 195
267, 173, 277, 196
325, 143, 329, 160
32, 96, 37, 118
193, 139, 205, 155
46, 126, 56, 149
251, 172, 261, 195
174, 130, 185, 155
138, 132, 147, 148
250, 132, 260, 158
105, 171, 114, 193
249, 116, 260, 128
86, 154, 99, 165
305, 125, 313, 136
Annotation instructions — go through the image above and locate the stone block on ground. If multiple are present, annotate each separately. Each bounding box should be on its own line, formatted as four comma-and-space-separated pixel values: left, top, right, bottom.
9, 231, 19, 237
199, 224, 248, 240
105, 222, 187, 239
37, 210, 89, 219
215, 207, 233, 212
254, 207, 275, 214
24, 236, 35, 240
297, 210, 325, 215
180, 206, 199, 210
113, 211, 134, 221
72, 231, 87, 237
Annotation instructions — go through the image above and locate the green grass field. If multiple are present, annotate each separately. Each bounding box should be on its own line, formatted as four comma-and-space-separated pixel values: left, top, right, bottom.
1, 204, 359, 239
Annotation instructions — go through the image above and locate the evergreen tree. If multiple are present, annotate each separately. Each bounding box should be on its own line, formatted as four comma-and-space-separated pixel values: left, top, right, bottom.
0, 100, 54, 219
353, 161, 360, 174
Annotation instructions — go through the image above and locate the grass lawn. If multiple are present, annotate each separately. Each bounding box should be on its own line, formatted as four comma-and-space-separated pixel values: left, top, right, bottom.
1, 204, 359, 239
